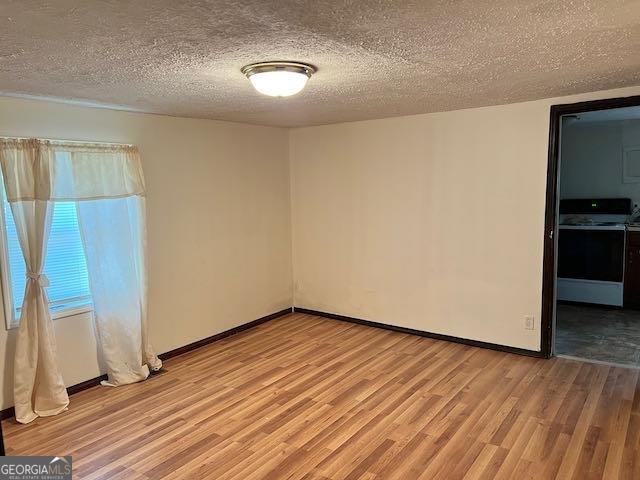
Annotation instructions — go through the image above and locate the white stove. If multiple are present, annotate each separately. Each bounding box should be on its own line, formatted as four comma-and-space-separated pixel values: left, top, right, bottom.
557, 217, 628, 307
559, 222, 626, 230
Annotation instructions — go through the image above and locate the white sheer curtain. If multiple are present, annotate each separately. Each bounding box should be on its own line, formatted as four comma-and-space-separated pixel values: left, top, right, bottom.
0, 140, 69, 424
0, 138, 161, 423
77, 196, 160, 385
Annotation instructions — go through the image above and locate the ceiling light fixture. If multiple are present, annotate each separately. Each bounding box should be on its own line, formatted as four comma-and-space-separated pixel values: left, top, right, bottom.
241, 61, 316, 97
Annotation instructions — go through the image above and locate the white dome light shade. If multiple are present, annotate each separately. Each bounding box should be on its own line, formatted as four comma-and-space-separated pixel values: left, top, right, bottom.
249, 70, 309, 97
241, 62, 316, 97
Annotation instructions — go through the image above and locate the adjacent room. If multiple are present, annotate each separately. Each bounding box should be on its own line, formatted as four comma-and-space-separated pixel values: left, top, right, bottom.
556, 107, 640, 366
0, 1, 640, 479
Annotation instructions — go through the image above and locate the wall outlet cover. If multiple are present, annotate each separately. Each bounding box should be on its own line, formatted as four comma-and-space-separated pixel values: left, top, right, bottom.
525, 315, 535, 330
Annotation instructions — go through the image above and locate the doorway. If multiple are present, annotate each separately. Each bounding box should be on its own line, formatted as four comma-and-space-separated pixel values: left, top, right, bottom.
542, 95, 640, 365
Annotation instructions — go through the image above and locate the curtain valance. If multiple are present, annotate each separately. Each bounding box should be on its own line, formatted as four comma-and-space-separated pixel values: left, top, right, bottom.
0, 138, 145, 202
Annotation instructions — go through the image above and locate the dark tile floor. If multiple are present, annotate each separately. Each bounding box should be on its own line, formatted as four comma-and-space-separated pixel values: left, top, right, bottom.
556, 303, 640, 366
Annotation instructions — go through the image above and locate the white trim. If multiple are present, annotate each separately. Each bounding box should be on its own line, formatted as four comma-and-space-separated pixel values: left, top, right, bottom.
623, 145, 640, 184
558, 224, 626, 231
50, 304, 93, 321
557, 277, 623, 285
0, 190, 17, 330
6, 303, 94, 330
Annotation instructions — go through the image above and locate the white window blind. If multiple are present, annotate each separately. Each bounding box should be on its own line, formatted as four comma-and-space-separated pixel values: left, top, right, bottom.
1, 168, 92, 328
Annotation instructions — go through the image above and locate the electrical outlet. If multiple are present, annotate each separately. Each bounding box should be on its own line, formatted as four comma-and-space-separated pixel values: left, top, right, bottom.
525, 315, 535, 330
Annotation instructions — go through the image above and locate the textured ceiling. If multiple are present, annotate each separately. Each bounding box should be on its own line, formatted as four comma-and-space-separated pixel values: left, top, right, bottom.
1, 0, 640, 127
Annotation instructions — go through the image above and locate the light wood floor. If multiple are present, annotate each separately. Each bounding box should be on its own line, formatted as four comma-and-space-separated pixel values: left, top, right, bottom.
3, 313, 640, 479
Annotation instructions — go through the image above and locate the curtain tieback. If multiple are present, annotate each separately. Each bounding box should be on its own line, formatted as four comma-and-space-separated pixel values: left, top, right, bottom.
26, 271, 50, 287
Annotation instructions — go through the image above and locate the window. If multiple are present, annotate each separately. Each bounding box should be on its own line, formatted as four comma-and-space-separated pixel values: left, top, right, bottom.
0, 172, 92, 329
623, 146, 640, 184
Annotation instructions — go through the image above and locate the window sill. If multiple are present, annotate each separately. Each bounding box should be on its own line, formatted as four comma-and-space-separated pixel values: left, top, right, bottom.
6, 305, 93, 330
51, 305, 93, 320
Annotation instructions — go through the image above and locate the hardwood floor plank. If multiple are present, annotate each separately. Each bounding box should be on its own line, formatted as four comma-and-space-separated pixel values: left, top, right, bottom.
2, 313, 637, 479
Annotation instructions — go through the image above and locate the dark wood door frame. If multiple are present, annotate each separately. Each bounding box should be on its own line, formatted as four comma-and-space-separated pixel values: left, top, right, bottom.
540, 94, 640, 358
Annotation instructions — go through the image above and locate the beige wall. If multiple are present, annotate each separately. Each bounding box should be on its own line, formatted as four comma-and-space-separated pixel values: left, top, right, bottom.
289, 86, 640, 352
3, 84, 640, 409
0, 96, 293, 409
